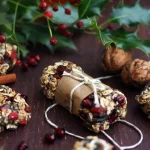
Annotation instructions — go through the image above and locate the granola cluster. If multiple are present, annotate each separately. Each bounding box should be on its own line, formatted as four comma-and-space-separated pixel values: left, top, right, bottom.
0, 85, 31, 133
136, 86, 150, 118
0, 43, 17, 74
72, 136, 113, 150
40, 61, 82, 99
80, 89, 127, 132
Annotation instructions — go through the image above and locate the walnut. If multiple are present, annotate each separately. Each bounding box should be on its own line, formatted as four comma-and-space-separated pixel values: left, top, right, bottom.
121, 59, 150, 87
101, 46, 132, 73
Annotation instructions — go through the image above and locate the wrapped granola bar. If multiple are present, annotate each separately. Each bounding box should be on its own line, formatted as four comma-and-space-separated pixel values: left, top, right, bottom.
72, 136, 113, 150
41, 61, 127, 133
0, 85, 31, 132
136, 86, 150, 118
0, 43, 17, 74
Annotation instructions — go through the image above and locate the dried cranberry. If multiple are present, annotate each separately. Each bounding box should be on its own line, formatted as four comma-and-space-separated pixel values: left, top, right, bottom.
90, 107, 106, 114
55, 128, 65, 138
79, 111, 87, 120
99, 126, 104, 131
25, 105, 31, 113
6, 97, 14, 102
45, 133, 56, 144
82, 99, 93, 108
10, 50, 17, 61
53, 73, 61, 79
114, 95, 125, 104
57, 65, 67, 75
53, 6, 58, 12
8, 112, 18, 121
18, 141, 28, 150
19, 120, 27, 125
108, 112, 118, 123
4, 52, 10, 58
65, 8, 71, 15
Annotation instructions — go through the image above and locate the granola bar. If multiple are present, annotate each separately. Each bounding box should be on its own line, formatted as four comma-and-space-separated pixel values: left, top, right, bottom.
72, 136, 113, 150
41, 61, 127, 132
0, 43, 17, 74
136, 86, 150, 118
0, 85, 31, 132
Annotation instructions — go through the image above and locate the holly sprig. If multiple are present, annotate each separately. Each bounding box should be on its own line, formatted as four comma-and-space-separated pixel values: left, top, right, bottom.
0, 0, 150, 58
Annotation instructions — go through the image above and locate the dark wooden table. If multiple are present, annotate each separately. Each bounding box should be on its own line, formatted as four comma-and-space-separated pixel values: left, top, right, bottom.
0, 0, 150, 149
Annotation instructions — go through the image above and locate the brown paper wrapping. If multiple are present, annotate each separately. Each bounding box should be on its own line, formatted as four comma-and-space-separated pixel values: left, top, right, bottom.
55, 72, 108, 115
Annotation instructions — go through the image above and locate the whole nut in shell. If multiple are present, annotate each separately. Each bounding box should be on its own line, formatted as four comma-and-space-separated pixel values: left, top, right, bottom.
121, 59, 150, 87
101, 46, 132, 73
136, 86, 150, 118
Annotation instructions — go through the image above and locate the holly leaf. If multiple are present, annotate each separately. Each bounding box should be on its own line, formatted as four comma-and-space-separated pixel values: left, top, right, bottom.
110, 2, 150, 26
99, 27, 150, 55
49, 3, 79, 25
79, 0, 110, 18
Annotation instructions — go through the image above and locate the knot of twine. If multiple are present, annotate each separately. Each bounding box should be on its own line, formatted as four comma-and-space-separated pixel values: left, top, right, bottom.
63, 68, 106, 113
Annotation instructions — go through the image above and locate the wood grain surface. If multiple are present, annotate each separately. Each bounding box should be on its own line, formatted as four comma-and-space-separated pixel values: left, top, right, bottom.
0, 0, 150, 149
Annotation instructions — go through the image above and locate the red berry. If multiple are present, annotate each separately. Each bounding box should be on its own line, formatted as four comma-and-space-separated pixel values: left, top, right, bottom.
44, 11, 53, 18
53, 6, 58, 12
28, 57, 37, 66
90, 107, 106, 114
22, 63, 28, 71
50, 38, 58, 46
16, 59, 22, 66
34, 55, 40, 61
58, 24, 67, 31
0, 35, 6, 43
55, 128, 65, 138
18, 141, 28, 150
8, 112, 18, 121
107, 24, 113, 30
65, 8, 71, 15
19, 120, 27, 125
82, 99, 93, 108
76, 21, 84, 28
4, 52, 10, 58
64, 30, 72, 37
20, 42, 27, 46
39, 2, 48, 11
45, 133, 56, 144
108, 112, 118, 123
25, 105, 31, 113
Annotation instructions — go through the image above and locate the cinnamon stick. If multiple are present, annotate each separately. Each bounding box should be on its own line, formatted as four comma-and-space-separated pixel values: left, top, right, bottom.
0, 73, 16, 85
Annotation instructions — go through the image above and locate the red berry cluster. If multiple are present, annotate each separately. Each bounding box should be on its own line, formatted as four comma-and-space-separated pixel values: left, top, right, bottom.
45, 128, 65, 144
16, 55, 40, 71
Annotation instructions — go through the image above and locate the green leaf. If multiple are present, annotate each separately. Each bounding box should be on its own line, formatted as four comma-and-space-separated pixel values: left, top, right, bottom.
49, 3, 79, 25
110, 2, 150, 26
100, 27, 150, 55
79, 0, 110, 18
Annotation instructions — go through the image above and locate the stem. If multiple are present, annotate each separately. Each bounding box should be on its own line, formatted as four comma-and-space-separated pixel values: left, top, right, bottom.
47, 18, 53, 38
72, 0, 92, 25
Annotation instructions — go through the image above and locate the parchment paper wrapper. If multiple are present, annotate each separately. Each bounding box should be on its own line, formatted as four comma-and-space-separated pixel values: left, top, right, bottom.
55, 72, 108, 115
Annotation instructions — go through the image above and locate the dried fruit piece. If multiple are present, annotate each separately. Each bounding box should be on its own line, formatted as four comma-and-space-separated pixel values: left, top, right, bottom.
8, 112, 18, 121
